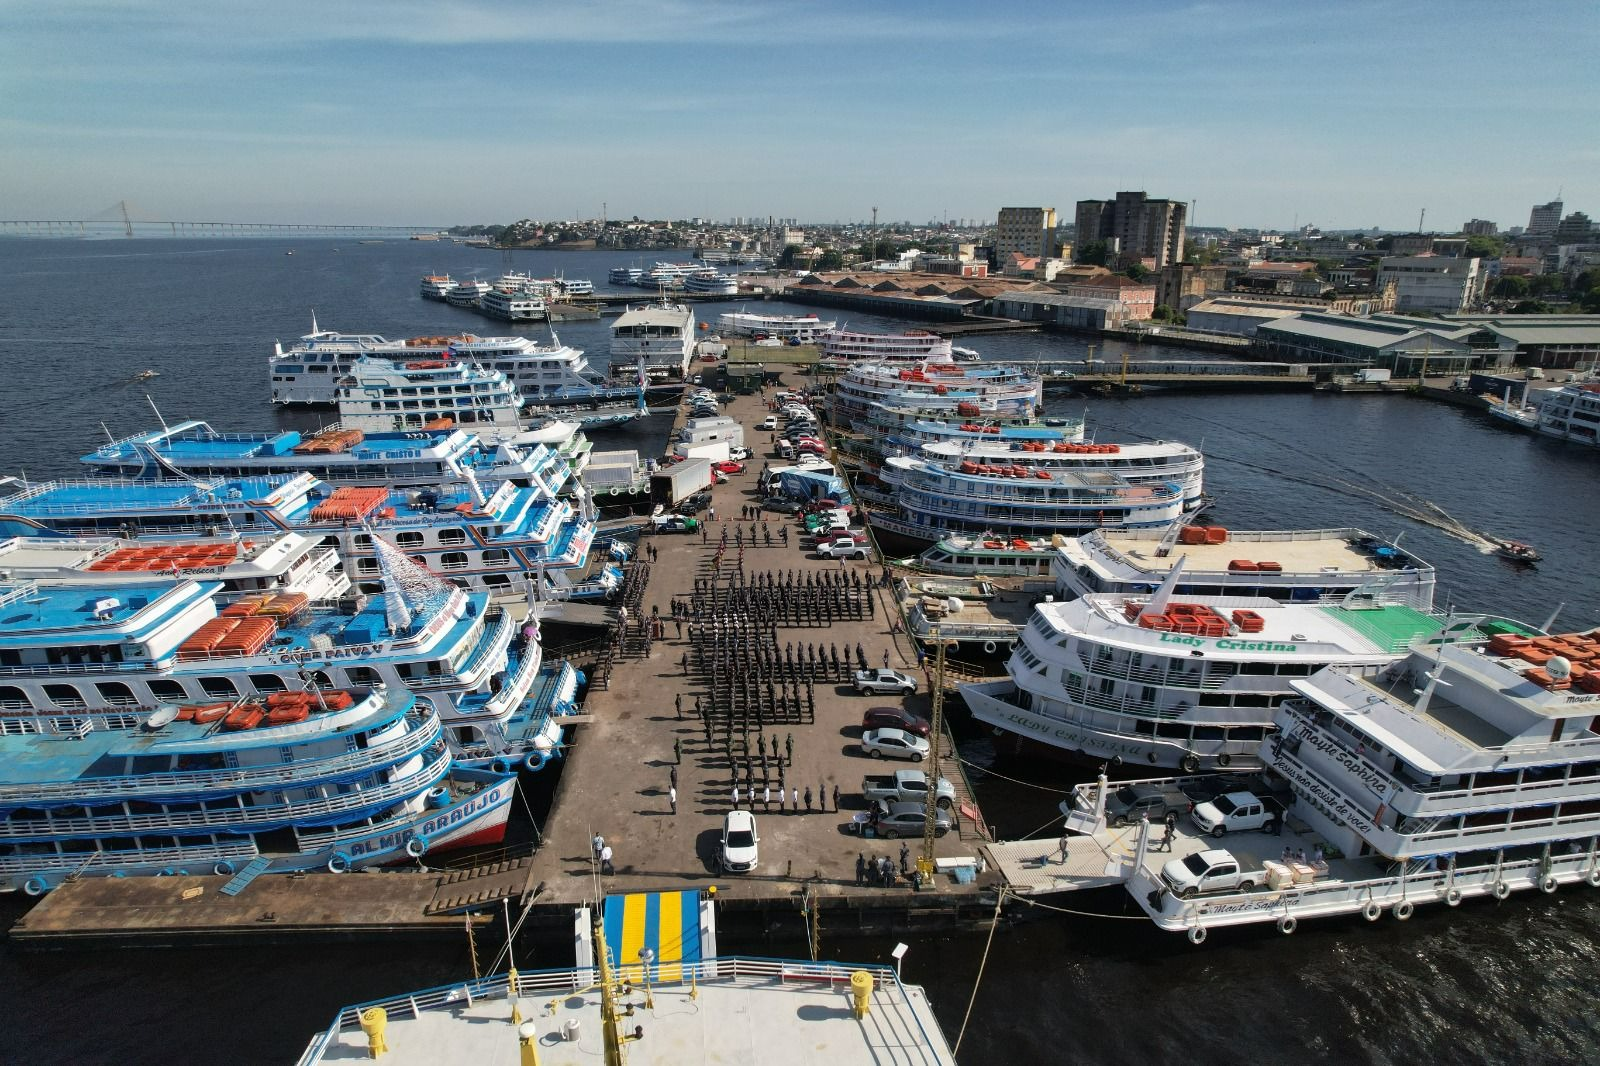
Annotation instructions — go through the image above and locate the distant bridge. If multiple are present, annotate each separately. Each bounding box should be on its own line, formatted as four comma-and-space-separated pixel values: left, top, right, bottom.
0, 201, 442, 239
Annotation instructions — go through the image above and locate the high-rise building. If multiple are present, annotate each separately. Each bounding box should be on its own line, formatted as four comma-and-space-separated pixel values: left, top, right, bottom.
995, 207, 1058, 262
1527, 200, 1564, 236
1074, 191, 1187, 269
1461, 219, 1497, 236
1554, 212, 1594, 243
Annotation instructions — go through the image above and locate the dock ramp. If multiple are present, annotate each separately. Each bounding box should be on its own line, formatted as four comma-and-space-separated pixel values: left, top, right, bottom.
576, 890, 717, 982
983, 837, 1126, 895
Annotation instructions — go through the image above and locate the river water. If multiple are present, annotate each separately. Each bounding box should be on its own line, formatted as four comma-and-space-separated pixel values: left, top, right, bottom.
1, 239, 1597, 1064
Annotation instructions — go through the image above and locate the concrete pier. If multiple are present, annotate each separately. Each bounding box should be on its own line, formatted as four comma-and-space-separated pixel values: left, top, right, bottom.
522, 380, 998, 927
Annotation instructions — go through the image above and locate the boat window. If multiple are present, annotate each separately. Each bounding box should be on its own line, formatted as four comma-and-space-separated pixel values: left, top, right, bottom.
94, 682, 138, 707
346, 666, 381, 685
250, 674, 288, 693
199, 677, 239, 700
439, 528, 467, 545
483, 574, 512, 588
440, 552, 469, 571
44, 683, 86, 708
355, 558, 380, 575
0, 685, 31, 710
149, 680, 187, 701
395, 531, 425, 549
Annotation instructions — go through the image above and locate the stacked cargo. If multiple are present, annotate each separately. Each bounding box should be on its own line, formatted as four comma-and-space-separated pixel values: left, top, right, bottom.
293, 428, 366, 455
1178, 526, 1229, 546
88, 543, 239, 572
309, 486, 389, 521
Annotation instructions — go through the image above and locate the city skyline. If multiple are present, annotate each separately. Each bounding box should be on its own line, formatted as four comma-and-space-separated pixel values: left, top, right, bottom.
1, 0, 1595, 230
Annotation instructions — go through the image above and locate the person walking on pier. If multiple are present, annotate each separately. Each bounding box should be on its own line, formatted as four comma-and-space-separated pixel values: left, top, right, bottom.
674, 737, 683, 764
675, 693, 683, 719
592, 833, 605, 864
882, 649, 890, 669
1058, 835, 1070, 865
791, 786, 799, 813
732, 783, 741, 810
784, 732, 794, 766
855, 853, 867, 886
763, 784, 771, 812
803, 786, 813, 812
899, 844, 910, 878
669, 785, 678, 814
600, 844, 614, 877
832, 784, 840, 813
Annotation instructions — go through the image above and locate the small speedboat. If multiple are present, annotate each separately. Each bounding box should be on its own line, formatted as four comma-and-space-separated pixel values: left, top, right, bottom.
137, 369, 160, 380
1494, 540, 1541, 563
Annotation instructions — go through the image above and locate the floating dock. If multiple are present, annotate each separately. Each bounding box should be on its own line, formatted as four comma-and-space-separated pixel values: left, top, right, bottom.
9, 858, 541, 949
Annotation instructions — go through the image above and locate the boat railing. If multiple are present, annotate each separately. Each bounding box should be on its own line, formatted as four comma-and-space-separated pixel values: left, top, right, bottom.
1152, 848, 1600, 933
298, 959, 916, 1066
0, 839, 259, 876
0, 714, 441, 805
0, 750, 453, 839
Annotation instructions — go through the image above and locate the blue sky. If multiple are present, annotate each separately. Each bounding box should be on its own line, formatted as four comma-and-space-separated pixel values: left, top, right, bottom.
2, 0, 1596, 230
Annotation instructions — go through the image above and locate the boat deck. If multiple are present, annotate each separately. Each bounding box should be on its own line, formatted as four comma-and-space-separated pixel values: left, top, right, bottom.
300, 960, 955, 1065
1097, 531, 1390, 577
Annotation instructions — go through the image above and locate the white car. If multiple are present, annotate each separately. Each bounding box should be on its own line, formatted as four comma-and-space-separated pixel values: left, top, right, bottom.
860, 727, 929, 762
758, 416, 778, 430
795, 454, 828, 469
719, 809, 760, 873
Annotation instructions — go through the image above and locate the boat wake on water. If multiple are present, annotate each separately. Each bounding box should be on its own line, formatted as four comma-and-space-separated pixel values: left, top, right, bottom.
1092, 415, 1504, 551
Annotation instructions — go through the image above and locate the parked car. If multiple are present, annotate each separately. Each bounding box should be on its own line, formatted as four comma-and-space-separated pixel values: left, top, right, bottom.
762, 496, 804, 514
651, 514, 698, 533
815, 528, 868, 548
818, 538, 869, 560
1103, 783, 1196, 828
712, 460, 746, 475
862, 770, 954, 809
861, 707, 931, 738
718, 809, 760, 873
729, 446, 750, 461
758, 416, 778, 430
860, 727, 929, 762
678, 490, 712, 514
855, 669, 918, 696
867, 799, 953, 839
1190, 791, 1285, 838
1160, 848, 1257, 898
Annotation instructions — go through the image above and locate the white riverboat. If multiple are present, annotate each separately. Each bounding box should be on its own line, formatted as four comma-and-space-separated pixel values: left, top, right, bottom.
1055, 526, 1436, 607
893, 533, 1065, 579
271, 323, 640, 419
917, 437, 1205, 512
1038, 618, 1600, 940
0, 682, 519, 895
82, 420, 570, 492
868, 455, 1185, 546
478, 285, 546, 322
335, 358, 527, 442
0, 471, 598, 602
419, 274, 457, 301
0, 538, 580, 772
609, 300, 695, 380
818, 328, 955, 366
960, 565, 1471, 771
717, 311, 836, 342
684, 268, 739, 295
0, 531, 350, 606
1513, 382, 1600, 447
829, 362, 1042, 430
445, 279, 490, 308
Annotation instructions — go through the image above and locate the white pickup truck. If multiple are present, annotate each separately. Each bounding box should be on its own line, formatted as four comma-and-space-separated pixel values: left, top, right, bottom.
1190, 791, 1285, 838
862, 769, 955, 810
1160, 848, 1259, 898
